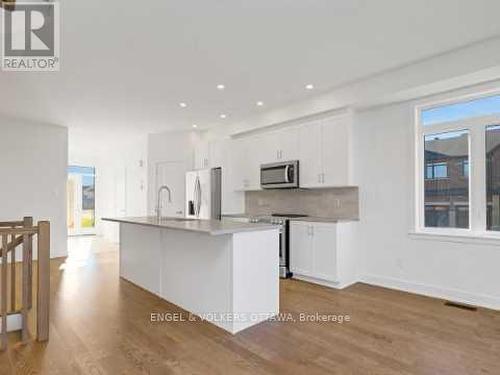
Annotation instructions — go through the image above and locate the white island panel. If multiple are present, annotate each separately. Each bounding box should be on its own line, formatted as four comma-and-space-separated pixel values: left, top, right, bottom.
232, 231, 280, 333
115, 220, 279, 334
159, 228, 234, 331
120, 223, 162, 295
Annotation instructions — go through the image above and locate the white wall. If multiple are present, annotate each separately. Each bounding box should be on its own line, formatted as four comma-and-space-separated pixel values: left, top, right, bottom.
69, 130, 148, 242
0, 117, 68, 258
351, 83, 500, 310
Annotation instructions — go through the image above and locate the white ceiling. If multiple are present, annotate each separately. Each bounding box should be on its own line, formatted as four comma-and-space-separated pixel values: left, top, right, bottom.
1, 0, 500, 135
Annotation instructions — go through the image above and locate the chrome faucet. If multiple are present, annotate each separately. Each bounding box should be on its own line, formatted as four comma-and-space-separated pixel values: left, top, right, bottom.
155, 185, 172, 220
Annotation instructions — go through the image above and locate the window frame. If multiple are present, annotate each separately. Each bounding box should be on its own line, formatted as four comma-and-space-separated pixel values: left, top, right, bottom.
415, 89, 500, 237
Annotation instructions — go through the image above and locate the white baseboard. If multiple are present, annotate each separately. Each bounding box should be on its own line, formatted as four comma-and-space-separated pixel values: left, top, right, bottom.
360, 274, 500, 311
0, 313, 22, 332
292, 274, 357, 290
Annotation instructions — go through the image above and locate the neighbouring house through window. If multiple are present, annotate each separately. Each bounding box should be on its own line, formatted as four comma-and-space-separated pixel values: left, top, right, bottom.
423, 131, 469, 228
486, 125, 500, 231
417, 92, 500, 234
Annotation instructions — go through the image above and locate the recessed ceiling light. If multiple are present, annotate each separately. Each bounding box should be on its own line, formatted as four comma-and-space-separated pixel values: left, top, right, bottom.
256, 101, 264, 107
179, 102, 187, 108
216, 84, 225, 90
192, 124, 198, 128
220, 114, 227, 119
305, 84, 314, 90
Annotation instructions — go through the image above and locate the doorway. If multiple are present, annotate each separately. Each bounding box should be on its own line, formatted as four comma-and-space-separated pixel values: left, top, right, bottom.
67, 165, 96, 235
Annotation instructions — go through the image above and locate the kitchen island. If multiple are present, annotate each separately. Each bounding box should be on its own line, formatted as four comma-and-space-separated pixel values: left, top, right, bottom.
102, 216, 280, 334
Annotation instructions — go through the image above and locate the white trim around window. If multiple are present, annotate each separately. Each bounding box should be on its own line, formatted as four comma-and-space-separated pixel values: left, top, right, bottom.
414, 88, 500, 239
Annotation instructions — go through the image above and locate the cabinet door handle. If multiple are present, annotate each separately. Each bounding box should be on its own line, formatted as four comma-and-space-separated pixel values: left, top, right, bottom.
318, 174, 321, 183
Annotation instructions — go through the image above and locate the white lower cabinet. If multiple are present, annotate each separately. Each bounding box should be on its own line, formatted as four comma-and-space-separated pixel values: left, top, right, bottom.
289, 222, 314, 276
290, 221, 358, 288
290, 221, 338, 282
311, 224, 338, 282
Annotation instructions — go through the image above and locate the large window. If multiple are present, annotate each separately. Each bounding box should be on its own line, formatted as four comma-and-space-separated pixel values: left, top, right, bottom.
417, 92, 500, 235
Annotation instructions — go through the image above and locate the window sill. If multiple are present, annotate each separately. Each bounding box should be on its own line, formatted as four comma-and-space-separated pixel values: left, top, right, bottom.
408, 230, 500, 246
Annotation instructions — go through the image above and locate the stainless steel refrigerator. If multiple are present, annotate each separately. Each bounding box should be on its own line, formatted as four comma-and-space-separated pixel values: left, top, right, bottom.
185, 167, 222, 220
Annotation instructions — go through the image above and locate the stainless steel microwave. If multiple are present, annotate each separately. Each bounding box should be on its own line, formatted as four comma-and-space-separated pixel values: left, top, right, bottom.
260, 160, 299, 189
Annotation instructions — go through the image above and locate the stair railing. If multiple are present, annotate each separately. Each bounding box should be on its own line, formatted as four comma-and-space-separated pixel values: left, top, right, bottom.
0, 217, 50, 350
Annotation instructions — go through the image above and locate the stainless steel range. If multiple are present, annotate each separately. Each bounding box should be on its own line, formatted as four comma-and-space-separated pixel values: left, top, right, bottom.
250, 213, 308, 278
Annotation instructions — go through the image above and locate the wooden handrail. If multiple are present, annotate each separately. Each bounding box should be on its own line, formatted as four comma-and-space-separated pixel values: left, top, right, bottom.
0, 1, 16, 12
0, 221, 24, 228
0, 227, 38, 235
0, 217, 50, 350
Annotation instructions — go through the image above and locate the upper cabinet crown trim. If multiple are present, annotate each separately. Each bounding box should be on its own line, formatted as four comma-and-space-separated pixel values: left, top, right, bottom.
230, 107, 351, 139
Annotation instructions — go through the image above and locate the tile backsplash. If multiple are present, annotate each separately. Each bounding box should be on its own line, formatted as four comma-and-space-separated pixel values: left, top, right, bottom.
245, 187, 359, 220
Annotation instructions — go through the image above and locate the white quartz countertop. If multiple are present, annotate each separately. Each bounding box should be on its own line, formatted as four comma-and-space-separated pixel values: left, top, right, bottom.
222, 214, 358, 223
102, 216, 278, 236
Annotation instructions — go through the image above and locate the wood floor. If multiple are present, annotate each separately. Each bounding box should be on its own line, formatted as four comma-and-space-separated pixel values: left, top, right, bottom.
1, 237, 499, 374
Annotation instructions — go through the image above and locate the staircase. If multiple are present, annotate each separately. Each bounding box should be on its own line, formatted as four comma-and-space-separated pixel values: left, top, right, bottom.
0, 217, 50, 350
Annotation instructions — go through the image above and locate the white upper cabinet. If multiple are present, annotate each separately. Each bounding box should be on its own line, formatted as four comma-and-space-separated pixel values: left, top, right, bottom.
194, 141, 210, 170
276, 127, 299, 162
321, 117, 350, 186
224, 113, 351, 192
298, 115, 351, 187
228, 138, 247, 191
229, 137, 261, 191
246, 136, 262, 190
298, 121, 323, 187
209, 139, 225, 168
206, 138, 245, 214
195, 138, 236, 170
260, 128, 299, 164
